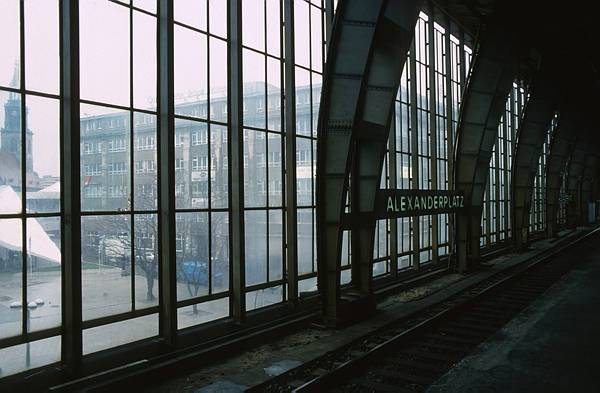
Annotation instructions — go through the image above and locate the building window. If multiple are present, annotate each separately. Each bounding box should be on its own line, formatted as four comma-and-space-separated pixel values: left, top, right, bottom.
107, 161, 127, 175
107, 138, 127, 152
191, 156, 208, 171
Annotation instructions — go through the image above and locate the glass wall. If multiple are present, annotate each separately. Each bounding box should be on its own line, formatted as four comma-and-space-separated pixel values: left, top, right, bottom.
481, 83, 527, 247
529, 113, 558, 233
78, 0, 159, 355
0, 0, 331, 379
385, 12, 472, 274
294, 0, 324, 294
172, 0, 230, 329
0, 0, 62, 376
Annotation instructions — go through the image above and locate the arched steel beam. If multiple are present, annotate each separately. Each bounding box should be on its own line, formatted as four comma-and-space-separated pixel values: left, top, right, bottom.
565, 142, 587, 227
511, 67, 558, 247
316, 0, 423, 326
454, 19, 518, 271
545, 111, 577, 236
581, 153, 598, 224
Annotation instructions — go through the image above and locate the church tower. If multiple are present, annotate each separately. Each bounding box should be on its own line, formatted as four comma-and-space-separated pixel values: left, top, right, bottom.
1, 62, 33, 171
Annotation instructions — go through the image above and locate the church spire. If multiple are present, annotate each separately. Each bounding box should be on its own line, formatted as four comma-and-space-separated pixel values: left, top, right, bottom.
9, 60, 19, 100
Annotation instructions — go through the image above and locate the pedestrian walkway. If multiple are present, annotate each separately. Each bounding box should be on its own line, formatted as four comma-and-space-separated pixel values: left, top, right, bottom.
429, 237, 600, 393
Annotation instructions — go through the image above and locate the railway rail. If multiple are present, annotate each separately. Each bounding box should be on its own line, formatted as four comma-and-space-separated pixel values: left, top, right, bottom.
247, 228, 599, 393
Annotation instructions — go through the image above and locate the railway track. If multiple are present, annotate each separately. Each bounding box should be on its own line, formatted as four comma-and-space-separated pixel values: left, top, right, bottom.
247, 228, 599, 393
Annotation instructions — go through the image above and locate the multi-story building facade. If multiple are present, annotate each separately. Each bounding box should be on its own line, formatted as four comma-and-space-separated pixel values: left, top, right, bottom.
79, 83, 320, 289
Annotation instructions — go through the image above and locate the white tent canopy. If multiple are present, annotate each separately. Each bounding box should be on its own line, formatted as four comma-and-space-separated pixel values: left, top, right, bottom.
0, 185, 61, 264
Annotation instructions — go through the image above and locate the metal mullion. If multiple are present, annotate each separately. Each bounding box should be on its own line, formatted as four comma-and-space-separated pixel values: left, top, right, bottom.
175, 207, 228, 214
176, 290, 230, 308
60, 0, 83, 374
262, 0, 271, 286
172, 21, 228, 43
245, 279, 285, 293
325, 0, 333, 48
388, 107, 398, 276
0, 86, 60, 100
157, 0, 177, 344
409, 43, 420, 270
81, 209, 156, 216
427, 2, 438, 264
459, 29, 467, 97
278, 0, 287, 298
206, 0, 213, 296
298, 271, 317, 281
228, 0, 246, 322
242, 123, 276, 133
494, 127, 501, 240
129, 3, 136, 314
0, 212, 61, 219
0, 327, 63, 350
284, 0, 298, 303
508, 88, 517, 236
79, 98, 145, 113
173, 113, 212, 124
485, 174, 491, 244
503, 104, 510, 239
19, 0, 28, 337
81, 306, 159, 330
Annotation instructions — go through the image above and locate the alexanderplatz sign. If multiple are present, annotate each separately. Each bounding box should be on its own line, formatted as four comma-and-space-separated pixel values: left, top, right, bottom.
377, 189, 465, 218
341, 189, 464, 228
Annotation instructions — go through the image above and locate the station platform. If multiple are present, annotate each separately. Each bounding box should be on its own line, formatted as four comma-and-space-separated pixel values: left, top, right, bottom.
140, 229, 590, 393
429, 232, 600, 393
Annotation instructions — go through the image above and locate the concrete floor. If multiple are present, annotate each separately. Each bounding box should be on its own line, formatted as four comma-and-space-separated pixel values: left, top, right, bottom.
429, 236, 600, 393
147, 230, 586, 392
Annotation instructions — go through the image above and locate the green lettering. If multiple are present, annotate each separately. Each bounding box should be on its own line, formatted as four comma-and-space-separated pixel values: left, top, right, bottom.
387, 196, 394, 212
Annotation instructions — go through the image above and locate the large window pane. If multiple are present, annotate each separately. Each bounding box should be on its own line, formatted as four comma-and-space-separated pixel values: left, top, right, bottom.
0, 0, 20, 89
26, 96, 60, 213
83, 314, 158, 355
81, 215, 132, 321
24, 0, 59, 94
81, 104, 131, 212
174, 25, 208, 116
133, 10, 157, 110
0, 219, 22, 339
176, 212, 209, 302
26, 217, 61, 332
245, 210, 267, 286
0, 91, 22, 208
80, 0, 130, 106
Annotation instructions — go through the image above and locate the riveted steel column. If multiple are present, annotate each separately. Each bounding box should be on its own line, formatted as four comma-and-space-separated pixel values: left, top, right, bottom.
316, 0, 423, 325
60, 0, 82, 375
545, 112, 577, 237
566, 142, 586, 227
454, 19, 517, 271
511, 68, 557, 247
